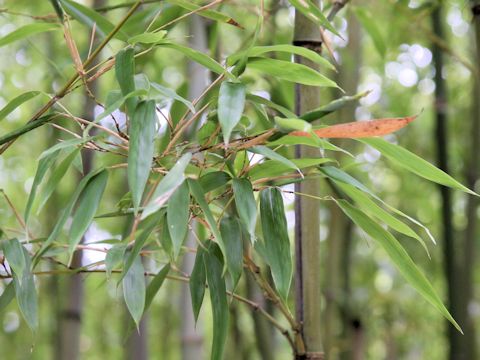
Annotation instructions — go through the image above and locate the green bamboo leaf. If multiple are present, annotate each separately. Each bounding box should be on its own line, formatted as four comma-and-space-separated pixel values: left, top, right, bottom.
267, 135, 351, 155
36, 148, 81, 215
288, 0, 341, 37
204, 243, 229, 360
246, 94, 296, 119
249, 146, 300, 175
95, 89, 147, 121
128, 100, 158, 213
59, 0, 127, 41
336, 182, 429, 254
228, 44, 335, 71
123, 254, 146, 327
188, 179, 226, 263
151, 82, 195, 113
166, 0, 241, 27
0, 91, 41, 122
115, 47, 138, 117
105, 243, 127, 278
49, 0, 64, 21
34, 167, 106, 262
0, 114, 58, 146
24, 148, 61, 224
232, 178, 257, 242
219, 217, 243, 289
260, 188, 292, 301
128, 31, 167, 44
360, 138, 477, 195
190, 246, 206, 323
68, 170, 109, 262
160, 214, 173, 258
12, 246, 37, 331
199, 171, 231, 193
3, 239, 26, 283
300, 91, 370, 123
142, 153, 192, 219
336, 199, 462, 333
0, 23, 59, 48
167, 182, 190, 259
354, 7, 386, 58
218, 81, 246, 144
274, 117, 312, 133
247, 57, 339, 88
250, 158, 333, 180
159, 43, 227, 75
123, 210, 164, 279
38, 136, 96, 160
0, 282, 15, 313
145, 264, 170, 311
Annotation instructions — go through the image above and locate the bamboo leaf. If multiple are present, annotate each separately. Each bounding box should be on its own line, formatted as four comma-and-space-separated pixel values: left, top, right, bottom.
247, 57, 338, 88
151, 82, 195, 113
188, 179, 226, 263
360, 138, 478, 195
336, 199, 462, 333
142, 153, 192, 219
0, 114, 58, 146
68, 170, 109, 262
219, 217, 243, 289
128, 31, 167, 44
145, 264, 170, 311
204, 243, 229, 360
0, 23, 59, 48
105, 243, 127, 278
249, 146, 300, 175
115, 47, 138, 117
190, 246, 206, 323
128, 100, 158, 213
228, 44, 335, 71
0, 282, 15, 313
275, 117, 312, 133
12, 246, 37, 331
123, 253, 146, 327
159, 43, 227, 75
165, 0, 241, 27
290, 115, 416, 138
199, 171, 231, 193
0, 91, 41, 122
218, 81, 246, 144
288, 0, 341, 37
260, 188, 292, 301
36, 148, 81, 215
167, 182, 190, 259
250, 158, 333, 180
3, 239, 26, 283
232, 178, 257, 242
59, 0, 127, 41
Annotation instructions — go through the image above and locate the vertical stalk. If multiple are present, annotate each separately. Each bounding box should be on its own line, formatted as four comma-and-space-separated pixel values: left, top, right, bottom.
293, 3, 323, 359
431, 3, 464, 359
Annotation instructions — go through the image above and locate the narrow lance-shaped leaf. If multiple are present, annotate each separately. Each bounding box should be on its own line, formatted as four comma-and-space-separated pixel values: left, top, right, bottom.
336, 199, 462, 333
232, 178, 257, 242
36, 148, 81, 215
142, 153, 192, 219
219, 217, 243, 289
249, 146, 300, 176
190, 246, 206, 323
204, 243, 229, 360
0, 91, 41, 122
12, 247, 38, 331
247, 57, 339, 88
128, 100, 158, 213
188, 179, 226, 265
0, 23, 60, 48
290, 115, 417, 138
165, 0, 242, 27
151, 82, 195, 114
218, 81, 246, 144
260, 188, 292, 301
167, 182, 190, 259
288, 0, 341, 37
145, 264, 170, 311
115, 47, 138, 117
123, 253, 146, 327
3, 239, 26, 283
360, 138, 478, 196
68, 170, 109, 263
0, 282, 15, 313
105, 243, 127, 278
128, 31, 167, 45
